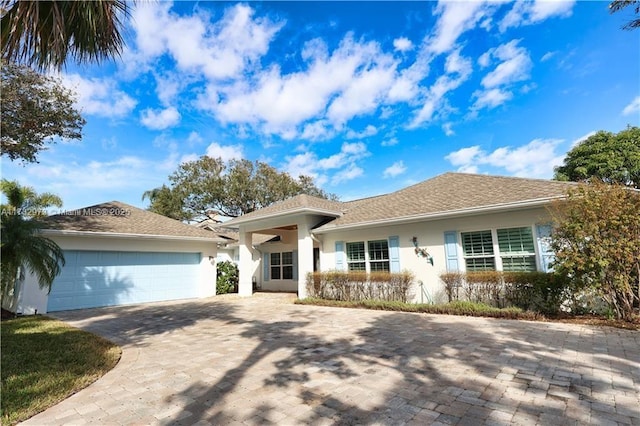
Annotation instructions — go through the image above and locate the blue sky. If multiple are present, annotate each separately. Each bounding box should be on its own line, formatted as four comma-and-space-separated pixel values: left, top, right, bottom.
3, 0, 639, 210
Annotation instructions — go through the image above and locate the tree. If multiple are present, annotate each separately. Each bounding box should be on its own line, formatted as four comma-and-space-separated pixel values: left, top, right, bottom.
554, 126, 640, 189
550, 181, 640, 320
1, 62, 85, 163
142, 185, 188, 222
1, 0, 130, 71
610, 0, 640, 30
1, 179, 65, 309
145, 157, 337, 221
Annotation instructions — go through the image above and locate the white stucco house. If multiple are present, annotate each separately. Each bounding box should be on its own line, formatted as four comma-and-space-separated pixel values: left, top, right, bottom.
223, 173, 574, 302
7, 201, 225, 314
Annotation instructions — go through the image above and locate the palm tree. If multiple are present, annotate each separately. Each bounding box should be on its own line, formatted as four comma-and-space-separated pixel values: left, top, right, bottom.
1, 179, 65, 310
1, 0, 130, 71
610, 0, 640, 29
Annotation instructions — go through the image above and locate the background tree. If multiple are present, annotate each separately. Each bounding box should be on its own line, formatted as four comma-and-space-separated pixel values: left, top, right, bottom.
549, 181, 640, 320
141, 185, 187, 222
144, 157, 337, 221
1, 62, 85, 163
1, 0, 130, 71
610, 0, 640, 29
1, 179, 65, 309
554, 126, 640, 188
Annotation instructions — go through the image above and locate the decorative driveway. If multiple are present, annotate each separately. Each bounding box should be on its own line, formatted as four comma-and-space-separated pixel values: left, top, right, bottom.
24, 294, 640, 425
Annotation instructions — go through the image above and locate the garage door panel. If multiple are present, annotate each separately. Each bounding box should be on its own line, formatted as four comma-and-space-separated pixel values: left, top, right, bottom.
47, 250, 202, 312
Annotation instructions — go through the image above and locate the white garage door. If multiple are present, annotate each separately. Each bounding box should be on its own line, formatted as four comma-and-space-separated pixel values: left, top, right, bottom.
47, 250, 202, 312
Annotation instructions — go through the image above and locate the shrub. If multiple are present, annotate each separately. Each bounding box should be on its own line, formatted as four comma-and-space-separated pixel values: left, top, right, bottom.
306, 270, 414, 303
439, 272, 463, 302
216, 260, 238, 294
439, 271, 571, 315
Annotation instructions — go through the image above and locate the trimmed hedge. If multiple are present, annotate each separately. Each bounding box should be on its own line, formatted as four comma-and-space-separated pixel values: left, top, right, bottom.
306, 271, 414, 303
439, 271, 569, 314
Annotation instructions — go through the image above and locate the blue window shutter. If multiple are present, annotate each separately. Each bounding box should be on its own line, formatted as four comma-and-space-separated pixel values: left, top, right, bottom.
389, 236, 400, 273
444, 231, 459, 271
335, 241, 345, 270
263, 253, 270, 281
292, 250, 298, 280
536, 224, 554, 272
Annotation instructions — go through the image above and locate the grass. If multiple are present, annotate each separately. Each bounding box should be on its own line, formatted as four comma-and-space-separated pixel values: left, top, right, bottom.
1, 315, 121, 425
295, 298, 540, 320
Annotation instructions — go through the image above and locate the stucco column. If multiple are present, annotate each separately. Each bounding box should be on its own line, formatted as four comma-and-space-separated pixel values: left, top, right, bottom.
297, 219, 314, 299
238, 228, 253, 297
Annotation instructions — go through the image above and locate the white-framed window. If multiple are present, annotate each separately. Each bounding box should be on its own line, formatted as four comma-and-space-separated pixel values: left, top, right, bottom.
270, 251, 294, 280
461, 227, 537, 272
346, 240, 390, 272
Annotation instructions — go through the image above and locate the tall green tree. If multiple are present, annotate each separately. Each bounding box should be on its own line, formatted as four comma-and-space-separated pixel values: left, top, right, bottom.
610, 0, 640, 29
1, 0, 130, 71
144, 157, 336, 221
554, 126, 640, 189
550, 181, 640, 320
1, 180, 65, 309
1, 62, 85, 163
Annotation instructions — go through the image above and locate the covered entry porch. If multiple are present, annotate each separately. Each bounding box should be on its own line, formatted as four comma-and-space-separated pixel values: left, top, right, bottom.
223, 195, 344, 298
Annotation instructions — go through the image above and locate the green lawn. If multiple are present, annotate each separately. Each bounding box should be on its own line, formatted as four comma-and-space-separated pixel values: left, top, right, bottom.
1, 315, 121, 425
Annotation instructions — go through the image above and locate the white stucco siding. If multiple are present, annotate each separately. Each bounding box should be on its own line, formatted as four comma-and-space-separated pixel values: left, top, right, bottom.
17, 234, 218, 314
258, 241, 299, 292
317, 207, 551, 303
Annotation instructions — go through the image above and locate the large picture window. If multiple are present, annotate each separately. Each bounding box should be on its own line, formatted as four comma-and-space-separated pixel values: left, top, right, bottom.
346, 240, 390, 272
270, 251, 294, 280
461, 227, 536, 272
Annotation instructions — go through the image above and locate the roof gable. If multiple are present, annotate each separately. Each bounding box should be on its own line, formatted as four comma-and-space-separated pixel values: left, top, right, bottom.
42, 201, 221, 240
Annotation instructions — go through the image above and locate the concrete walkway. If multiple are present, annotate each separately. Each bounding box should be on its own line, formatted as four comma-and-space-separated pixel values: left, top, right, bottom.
23, 294, 639, 425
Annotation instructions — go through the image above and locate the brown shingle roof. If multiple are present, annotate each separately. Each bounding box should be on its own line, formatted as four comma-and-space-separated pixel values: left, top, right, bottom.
42, 201, 223, 241
316, 173, 575, 231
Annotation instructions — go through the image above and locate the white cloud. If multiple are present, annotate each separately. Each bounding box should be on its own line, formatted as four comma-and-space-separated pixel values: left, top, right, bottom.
427, 1, 496, 54
442, 122, 455, 136
61, 74, 137, 118
570, 131, 596, 148
500, 0, 575, 32
128, 3, 283, 80
383, 161, 407, 178
140, 107, 181, 130
345, 125, 378, 139
381, 137, 399, 147
622, 96, 640, 116
472, 88, 513, 110
445, 138, 566, 178
480, 40, 532, 88
393, 37, 414, 52
445, 145, 482, 166
205, 142, 244, 162
332, 164, 364, 185
541, 51, 557, 62
471, 40, 531, 111
410, 49, 472, 127
284, 142, 369, 186
204, 34, 399, 138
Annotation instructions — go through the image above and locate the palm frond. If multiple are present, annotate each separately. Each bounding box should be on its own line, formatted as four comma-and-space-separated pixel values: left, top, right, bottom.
1, 0, 130, 71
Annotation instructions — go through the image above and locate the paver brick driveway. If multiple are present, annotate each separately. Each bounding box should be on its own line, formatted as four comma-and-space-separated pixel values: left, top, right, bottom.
24, 293, 639, 425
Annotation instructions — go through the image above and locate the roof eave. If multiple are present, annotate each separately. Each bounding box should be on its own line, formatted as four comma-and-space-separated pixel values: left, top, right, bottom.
41, 229, 225, 243
313, 197, 564, 234
223, 207, 343, 228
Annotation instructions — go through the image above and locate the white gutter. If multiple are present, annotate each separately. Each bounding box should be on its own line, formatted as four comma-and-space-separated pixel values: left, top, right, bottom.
41, 229, 226, 243
313, 196, 565, 234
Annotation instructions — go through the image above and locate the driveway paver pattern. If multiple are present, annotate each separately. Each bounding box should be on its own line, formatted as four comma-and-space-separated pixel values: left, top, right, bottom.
22, 293, 640, 425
